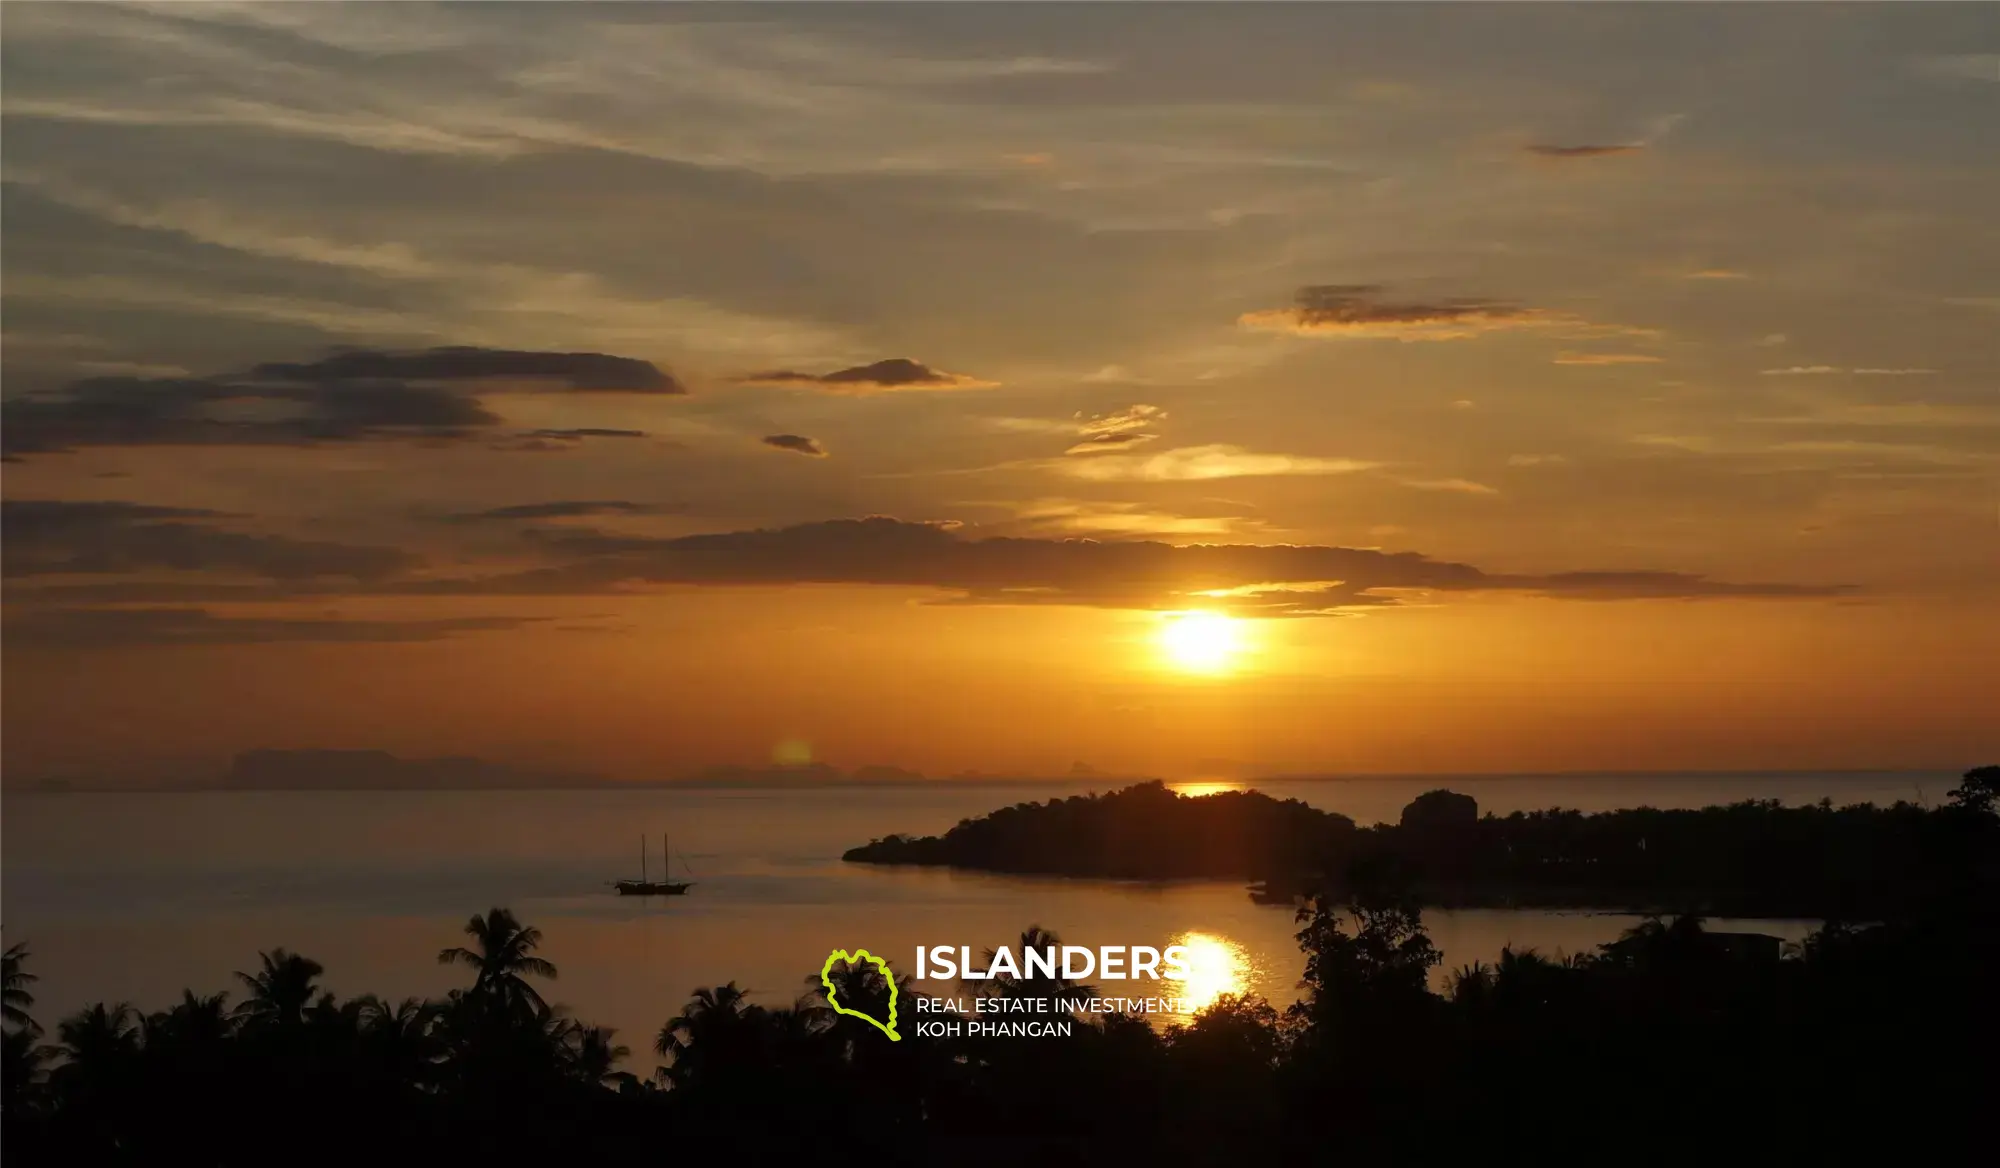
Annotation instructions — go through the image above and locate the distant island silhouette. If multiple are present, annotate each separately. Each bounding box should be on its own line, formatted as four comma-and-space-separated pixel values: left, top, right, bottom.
222, 749, 600, 791
844, 773, 2000, 918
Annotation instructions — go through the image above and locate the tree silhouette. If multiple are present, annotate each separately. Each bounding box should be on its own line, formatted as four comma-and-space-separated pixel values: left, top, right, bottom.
1446, 960, 1495, 1005
3, 942, 40, 1037
48, 1002, 140, 1090
1294, 891, 1441, 1016
232, 949, 325, 1028
1, 1026, 43, 1113
654, 982, 769, 1090
145, 990, 234, 1048
1947, 765, 2000, 818
437, 907, 558, 1018
555, 1020, 630, 1086
351, 995, 441, 1085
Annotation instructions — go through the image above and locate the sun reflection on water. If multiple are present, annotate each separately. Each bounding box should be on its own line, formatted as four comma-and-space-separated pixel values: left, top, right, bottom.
1167, 930, 1253, 1015
1169, 781, 1246, 799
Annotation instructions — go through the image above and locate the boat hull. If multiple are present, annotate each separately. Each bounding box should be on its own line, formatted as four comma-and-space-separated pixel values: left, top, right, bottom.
614, 881, 691, 896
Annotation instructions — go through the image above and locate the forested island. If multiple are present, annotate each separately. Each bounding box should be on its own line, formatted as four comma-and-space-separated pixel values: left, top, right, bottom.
5, 768, 1993, 1162
844, 769, 2000, 918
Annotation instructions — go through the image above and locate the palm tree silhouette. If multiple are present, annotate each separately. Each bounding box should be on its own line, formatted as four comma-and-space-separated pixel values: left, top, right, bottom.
1446, 960, 1495, 1004
50, 1001, 141, 1083
1, 1026, 44, 1112
3, 942, 40, 1037
557, 1020, 630, 1086
345, 994, 441, 1085
145, 990, 234, 1047
233, 949, 325, 1028
655, 982, 759, 1089
437, 907, 558, 1017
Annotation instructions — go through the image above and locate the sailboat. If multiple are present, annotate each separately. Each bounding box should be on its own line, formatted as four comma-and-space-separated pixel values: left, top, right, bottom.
615, 834, 692, 896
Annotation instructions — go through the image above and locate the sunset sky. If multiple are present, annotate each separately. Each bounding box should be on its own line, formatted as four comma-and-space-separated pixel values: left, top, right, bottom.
4, 3, 1995, 783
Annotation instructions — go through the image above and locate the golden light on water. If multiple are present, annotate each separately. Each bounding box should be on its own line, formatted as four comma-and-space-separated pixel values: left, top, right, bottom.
1170, 781, 1247, 798
1157, 611, 1244, 674
1168, 931, 1251, 1013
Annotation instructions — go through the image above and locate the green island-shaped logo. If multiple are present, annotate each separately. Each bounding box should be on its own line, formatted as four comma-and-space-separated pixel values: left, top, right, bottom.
820, 948, 901, 1041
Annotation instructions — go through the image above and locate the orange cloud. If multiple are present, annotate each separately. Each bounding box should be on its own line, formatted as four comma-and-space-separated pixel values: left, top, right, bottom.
1760, 366, 1936, 377
1066, 403, 1164, 454
1554, 352, 1664, 366
1400, 478, 1500, 495
1055, 444, 1378, 482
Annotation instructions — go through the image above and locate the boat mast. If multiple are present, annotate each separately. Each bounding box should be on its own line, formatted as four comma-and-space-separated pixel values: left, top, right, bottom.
640, 834, 647, 884
664, 834, 670, 882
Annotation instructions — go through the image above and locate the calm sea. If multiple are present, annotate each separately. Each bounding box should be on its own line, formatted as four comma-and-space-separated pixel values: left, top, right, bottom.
0, 772, 1952, 1059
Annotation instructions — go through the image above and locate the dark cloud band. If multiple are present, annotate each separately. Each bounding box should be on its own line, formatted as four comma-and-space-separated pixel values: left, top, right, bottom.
2, 346, 677, 458
3, 499, 413, 580
738, 358, 995, 393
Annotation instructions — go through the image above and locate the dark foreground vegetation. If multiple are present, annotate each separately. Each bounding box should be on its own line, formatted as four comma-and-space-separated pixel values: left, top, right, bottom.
846, 771, 1993, 917
4, 767, 1995, 1165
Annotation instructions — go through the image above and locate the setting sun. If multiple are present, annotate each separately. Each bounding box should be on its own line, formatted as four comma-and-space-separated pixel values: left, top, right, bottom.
1169, 931, 1252, 1013
1158, 612, 1244, 674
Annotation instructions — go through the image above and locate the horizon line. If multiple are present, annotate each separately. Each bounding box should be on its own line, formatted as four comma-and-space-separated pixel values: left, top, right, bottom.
8, 765, 1969, 795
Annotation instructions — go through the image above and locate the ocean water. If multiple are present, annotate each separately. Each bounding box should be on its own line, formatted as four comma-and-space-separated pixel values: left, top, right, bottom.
0, 773, 1948, 1061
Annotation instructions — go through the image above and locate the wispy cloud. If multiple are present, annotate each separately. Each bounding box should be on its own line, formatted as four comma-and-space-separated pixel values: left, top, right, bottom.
738, 359, 997, 393
1554, 352, 1664, 366
1525, 143, 1643, 159
7, 172, 858, 367
1912, 54, 2000, 84
1066, 403, 1164, 455
1743, 404, 2000, 429
446, 501, 659, 523
1524, 114, 1682, 161
1054, 444, 1379, 482
986, 404, 1166, 455
1009, 500, 1252, 537
762, 433, 829, 457
1065, 432, 1159, 455
518, 428, 649, 440
1399, 478, 1500, 495
1761, 366, 1936, 377
1241, 285, 1657, 342
4, 607, 538, 648
4, 499, 413, 580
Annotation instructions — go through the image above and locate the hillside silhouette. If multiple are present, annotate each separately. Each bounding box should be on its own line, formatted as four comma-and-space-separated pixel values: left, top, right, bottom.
846, 774, 1990, 917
